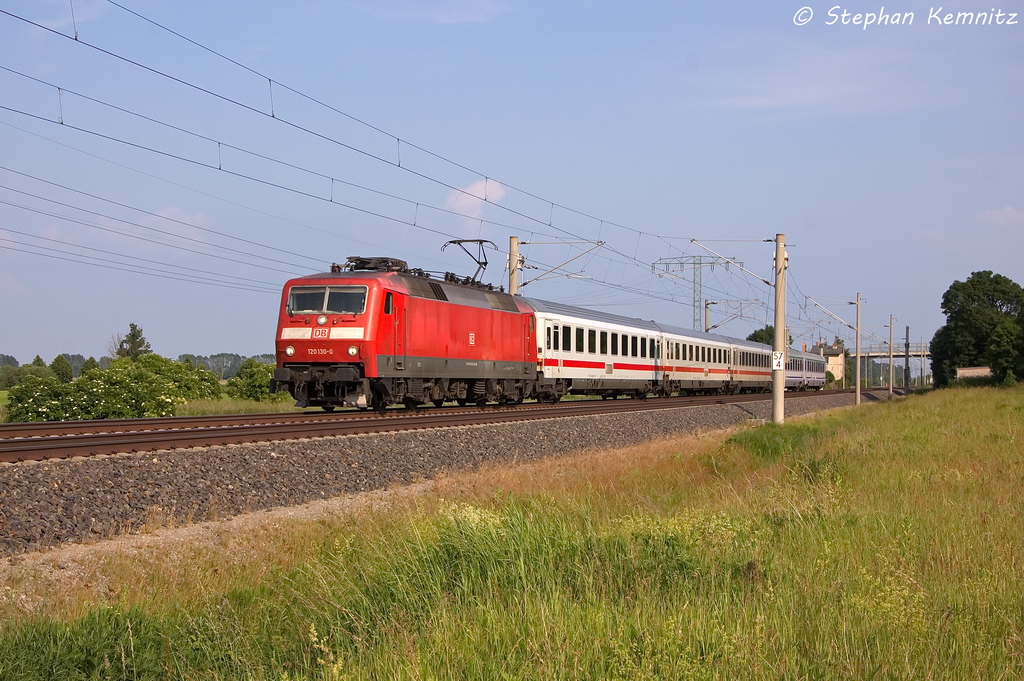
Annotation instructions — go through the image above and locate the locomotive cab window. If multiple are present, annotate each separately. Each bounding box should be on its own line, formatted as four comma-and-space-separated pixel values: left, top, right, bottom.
288, 286, 367, 315
383, 292, 393, 315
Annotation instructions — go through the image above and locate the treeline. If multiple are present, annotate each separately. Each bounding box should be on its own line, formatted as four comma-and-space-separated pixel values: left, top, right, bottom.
0, 352, 275, 389
177, 353, 276, 379
2, 323, 287, 422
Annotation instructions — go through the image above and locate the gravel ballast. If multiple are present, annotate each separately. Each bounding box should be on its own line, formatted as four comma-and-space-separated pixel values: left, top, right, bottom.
0, 392, 876, 557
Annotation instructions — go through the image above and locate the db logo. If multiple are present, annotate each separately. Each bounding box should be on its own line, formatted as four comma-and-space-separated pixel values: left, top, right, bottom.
469, 332, 476, 345
312, 328, 329, 339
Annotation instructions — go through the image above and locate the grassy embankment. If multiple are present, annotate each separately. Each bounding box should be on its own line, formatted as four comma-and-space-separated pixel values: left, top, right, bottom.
2, 386, 1023, 678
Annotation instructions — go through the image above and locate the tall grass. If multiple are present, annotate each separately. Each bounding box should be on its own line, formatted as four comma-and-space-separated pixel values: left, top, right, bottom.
175, 397, 305, 416
2, 385, 1023, 679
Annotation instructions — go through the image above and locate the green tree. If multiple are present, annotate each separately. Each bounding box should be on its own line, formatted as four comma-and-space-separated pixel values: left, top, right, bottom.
930, 271, 1024, 386
116, 323, 152, 360
746, 326, 792, 347
49, 355, 73, 384
226, 358, 287, 402
30, 355, 46, 367
0, 365, 19, 390
80, 357, 100, 374
0, 354, 17, 368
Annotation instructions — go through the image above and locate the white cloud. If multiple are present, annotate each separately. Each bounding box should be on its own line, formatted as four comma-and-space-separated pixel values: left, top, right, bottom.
346, 0, 508, 24
446, 178, 506, 219
974, 206, 1024, 227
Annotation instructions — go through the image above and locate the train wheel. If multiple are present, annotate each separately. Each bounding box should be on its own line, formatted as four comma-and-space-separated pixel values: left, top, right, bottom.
456, 398, 468, 407
432, 399, 445, 407
403, 398, 419, 410
322, 405, 335, 412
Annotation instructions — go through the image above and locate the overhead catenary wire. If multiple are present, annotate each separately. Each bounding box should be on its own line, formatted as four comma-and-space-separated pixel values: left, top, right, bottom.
0, 7, 679, 274
0, 224, 282, 288
0, 164, 321, 269
0, 119, 457, 271
100, 0, 692, 251
0, 187, 305, 275
0, 65, 581, 249
0, 8, 806, 316
0, 102, 699, 307
0, 241, 279, 293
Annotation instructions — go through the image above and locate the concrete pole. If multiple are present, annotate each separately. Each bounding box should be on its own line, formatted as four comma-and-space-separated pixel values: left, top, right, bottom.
904, 326, 911, 390
772, 234, 786, 425
508, 235, 519, 295
855, 292, 862, 406
884, 315, 892, 401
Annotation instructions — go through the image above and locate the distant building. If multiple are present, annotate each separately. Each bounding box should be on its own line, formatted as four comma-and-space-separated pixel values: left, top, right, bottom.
955, 366, 992, 380
809, 340, 847, 384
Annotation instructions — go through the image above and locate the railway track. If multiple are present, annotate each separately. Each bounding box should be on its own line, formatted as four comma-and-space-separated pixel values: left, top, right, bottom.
1, 389, 863, 463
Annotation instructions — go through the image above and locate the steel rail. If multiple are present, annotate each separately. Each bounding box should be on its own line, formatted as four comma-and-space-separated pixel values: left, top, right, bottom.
0, 389, 864, 463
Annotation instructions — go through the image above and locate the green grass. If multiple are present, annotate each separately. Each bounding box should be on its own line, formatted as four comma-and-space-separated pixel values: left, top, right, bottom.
175, 397, 305, 416
3, 385, 1024, 679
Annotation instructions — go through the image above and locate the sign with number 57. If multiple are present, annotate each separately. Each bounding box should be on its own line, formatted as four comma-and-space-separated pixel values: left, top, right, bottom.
772, 352, 784, 371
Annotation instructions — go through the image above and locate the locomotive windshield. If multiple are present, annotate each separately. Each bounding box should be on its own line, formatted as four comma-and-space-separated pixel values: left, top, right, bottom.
288, 286, 367, 315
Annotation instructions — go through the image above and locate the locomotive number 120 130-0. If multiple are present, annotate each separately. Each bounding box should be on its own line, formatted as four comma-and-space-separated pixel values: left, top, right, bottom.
308, 348, 334, 355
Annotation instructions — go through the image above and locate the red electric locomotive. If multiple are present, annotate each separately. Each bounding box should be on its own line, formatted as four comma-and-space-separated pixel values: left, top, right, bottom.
270, 257, 538, 411
272, 255, 824, 411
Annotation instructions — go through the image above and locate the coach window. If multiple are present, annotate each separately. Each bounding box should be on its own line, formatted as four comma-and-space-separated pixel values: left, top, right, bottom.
701, 346, 706, 363
611, 333, 619, 355
563, 326, 572, 351
640, 338, 647, 358
652, 339, 658, 359
675, 343, 680, 360
383, 292, 393, 315
576, 327, 585, 354
545, 326, 551, 350
588, 329, 597, 354
600, 331, 608, 354
553, 326, 560, 352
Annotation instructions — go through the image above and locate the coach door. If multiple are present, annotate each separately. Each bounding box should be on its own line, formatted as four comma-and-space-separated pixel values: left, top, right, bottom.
653, 337, 664, 385
544, 320, 563, 377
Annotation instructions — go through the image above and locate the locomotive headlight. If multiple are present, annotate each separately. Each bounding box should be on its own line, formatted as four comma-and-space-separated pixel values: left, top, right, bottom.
317, 314, 328, 325
347, 345, 358, 357
285, 346, 296, 357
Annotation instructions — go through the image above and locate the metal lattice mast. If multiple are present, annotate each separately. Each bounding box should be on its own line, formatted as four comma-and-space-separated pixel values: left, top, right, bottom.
652, 256, 741, 330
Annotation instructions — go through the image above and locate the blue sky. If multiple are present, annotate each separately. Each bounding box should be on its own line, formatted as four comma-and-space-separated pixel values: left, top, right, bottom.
1, 0, 1021, 364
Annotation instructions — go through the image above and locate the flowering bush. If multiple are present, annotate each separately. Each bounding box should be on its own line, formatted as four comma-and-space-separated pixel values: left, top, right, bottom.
4, 354, 217, 422
5, 375, 70, 422
66, 362, 180, 419
134, 354, 221, 401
